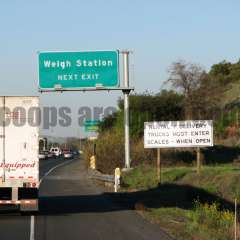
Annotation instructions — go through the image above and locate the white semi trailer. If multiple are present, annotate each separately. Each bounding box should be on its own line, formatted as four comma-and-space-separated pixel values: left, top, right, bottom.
0, 96, 39, 211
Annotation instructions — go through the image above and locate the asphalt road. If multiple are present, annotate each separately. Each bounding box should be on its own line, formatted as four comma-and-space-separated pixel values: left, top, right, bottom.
0, 157, 173, 240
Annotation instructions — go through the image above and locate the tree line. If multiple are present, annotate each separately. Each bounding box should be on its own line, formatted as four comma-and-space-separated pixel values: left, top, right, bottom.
100, 59, 240, 139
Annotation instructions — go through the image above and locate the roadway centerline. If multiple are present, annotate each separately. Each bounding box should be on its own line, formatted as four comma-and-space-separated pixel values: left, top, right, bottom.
29, 158, 76, 240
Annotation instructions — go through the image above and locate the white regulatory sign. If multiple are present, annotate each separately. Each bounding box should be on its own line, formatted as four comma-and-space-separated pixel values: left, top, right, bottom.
144, 120, 213, 148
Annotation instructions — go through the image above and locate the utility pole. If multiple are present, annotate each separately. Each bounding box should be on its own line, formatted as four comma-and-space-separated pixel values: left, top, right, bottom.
122, 51, 131, 169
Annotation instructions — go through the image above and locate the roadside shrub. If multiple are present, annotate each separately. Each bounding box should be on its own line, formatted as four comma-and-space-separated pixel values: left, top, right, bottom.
130, 138, 155, 166
189, 200, 234, 240
95, 128, 124, 174
93, 133, 197, 174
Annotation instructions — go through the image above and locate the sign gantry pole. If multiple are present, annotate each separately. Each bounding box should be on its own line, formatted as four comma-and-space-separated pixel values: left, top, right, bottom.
122, 51, 131, 169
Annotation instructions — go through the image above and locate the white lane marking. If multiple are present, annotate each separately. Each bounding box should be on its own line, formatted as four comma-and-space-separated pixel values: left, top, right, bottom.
30, 159, 75, 240
39, 159, 75, 185
30, 215, 35, 240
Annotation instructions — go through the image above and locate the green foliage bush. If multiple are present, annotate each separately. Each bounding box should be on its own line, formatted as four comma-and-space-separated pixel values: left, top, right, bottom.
189, 200, 234, 240
100, 90, 184, 138
210, 60, 240, 85
95, 128, 124, 174
130, 138, 155, 166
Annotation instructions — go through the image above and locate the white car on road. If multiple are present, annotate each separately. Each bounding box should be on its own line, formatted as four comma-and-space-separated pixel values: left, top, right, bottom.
63, 149, 73, 159
50, 147, 62, 157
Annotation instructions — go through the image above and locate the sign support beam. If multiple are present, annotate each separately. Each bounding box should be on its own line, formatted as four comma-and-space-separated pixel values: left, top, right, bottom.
122, 51, 131, 169
39, 87, 134, 93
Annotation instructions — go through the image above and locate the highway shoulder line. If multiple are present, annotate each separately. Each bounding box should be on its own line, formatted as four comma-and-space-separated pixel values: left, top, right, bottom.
39, 159, 76, 185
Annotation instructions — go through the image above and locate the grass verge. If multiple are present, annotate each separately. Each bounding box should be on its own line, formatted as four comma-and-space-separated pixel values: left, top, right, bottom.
122, 164, 240, 240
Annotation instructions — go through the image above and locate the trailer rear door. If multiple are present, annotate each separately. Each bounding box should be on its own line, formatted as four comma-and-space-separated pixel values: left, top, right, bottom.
0, 96, 39, 187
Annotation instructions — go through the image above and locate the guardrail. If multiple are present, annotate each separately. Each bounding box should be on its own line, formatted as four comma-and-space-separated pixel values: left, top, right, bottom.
88, 169, 115, 183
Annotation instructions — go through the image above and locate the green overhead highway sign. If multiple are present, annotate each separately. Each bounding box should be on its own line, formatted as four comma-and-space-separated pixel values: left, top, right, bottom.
84, 120, 100, 132
38, 50, 119, 90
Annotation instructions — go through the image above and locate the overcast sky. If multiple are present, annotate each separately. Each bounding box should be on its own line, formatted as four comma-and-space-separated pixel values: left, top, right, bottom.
0, 0, 239, 137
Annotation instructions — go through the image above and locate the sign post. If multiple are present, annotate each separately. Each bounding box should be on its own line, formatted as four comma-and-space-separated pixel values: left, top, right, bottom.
157, 148, 161, 184
122, 51, 131, 169
196, 147, 201, 174
235, 198, 237, 240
